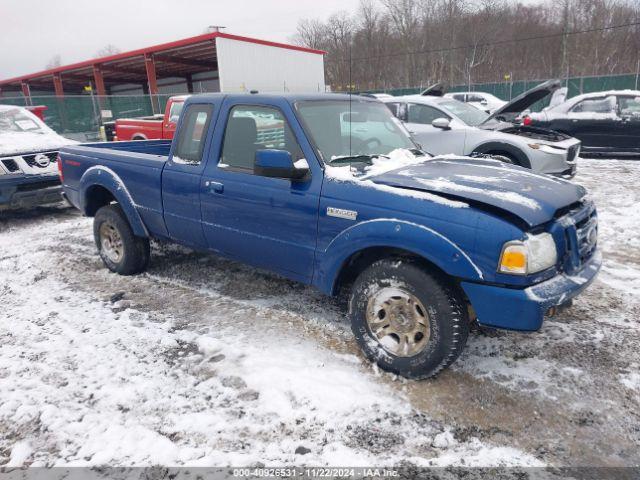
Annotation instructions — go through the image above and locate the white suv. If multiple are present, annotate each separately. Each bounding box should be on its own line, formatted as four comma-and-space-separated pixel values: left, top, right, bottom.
383, 80, 581, 178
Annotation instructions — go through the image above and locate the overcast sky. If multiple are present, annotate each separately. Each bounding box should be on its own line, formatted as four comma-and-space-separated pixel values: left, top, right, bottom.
0, 0, 362, 79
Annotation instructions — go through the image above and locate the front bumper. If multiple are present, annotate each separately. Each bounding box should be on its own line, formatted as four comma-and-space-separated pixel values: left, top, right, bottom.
529, 139, 580, 177
461, 250, 602, 331
0, 173, 63, 210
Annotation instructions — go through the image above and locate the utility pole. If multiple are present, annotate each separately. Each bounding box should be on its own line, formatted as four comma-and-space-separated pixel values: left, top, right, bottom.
560, 0, 570, 86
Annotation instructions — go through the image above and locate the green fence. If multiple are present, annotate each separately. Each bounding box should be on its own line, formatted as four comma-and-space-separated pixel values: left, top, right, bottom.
0, 94, 174, 141
3, 72, 639, 139
363, 72, 640, 111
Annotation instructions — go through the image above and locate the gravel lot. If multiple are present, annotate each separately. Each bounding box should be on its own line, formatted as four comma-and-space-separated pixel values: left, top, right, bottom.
0, 158, 638, 468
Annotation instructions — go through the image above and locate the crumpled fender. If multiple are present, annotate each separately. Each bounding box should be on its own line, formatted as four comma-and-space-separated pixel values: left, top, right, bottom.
79, 165, 148, 237
315, 218, 484, 295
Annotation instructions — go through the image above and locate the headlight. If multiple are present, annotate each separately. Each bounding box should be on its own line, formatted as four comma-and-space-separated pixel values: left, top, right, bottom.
499, 233, 557, 275
528, 143, 565, 155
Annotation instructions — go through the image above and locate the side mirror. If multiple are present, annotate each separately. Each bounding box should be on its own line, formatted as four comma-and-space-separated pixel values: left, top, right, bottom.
480, 99, 488, 106
432, 117, 451, 130
254, 149, 309, 180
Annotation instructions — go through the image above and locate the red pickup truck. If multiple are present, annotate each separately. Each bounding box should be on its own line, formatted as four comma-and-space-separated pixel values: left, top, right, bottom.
114, 95, 187, 141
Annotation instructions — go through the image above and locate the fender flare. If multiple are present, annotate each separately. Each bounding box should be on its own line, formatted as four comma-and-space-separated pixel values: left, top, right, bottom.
471, 141, 531, 168
316, 218, 484, 295
79, 165, 148, 237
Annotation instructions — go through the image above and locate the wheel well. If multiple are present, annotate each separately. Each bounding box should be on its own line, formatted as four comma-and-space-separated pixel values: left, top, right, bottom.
333, 247, 450, 297
473, 142, 531, 169
84, 185, 116, 217
484, 150, 519, 165
132, 134, 146, 140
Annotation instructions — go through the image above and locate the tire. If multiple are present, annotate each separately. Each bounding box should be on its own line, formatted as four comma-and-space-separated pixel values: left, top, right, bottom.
349, 259, 469, 379
93, 204, 150, 275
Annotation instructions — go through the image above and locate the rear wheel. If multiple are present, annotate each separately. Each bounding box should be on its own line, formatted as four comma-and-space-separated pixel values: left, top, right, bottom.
349, 259, 469, 379
93, 204, 150, 275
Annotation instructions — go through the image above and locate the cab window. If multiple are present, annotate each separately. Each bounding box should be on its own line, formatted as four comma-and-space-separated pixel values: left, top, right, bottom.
168, 101, 184, 123
571, 96, 617, 114
173, 104, 213, 164
221, 105, 303, 171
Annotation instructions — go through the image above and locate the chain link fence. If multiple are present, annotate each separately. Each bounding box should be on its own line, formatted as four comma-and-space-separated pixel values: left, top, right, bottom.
2, 72, 639, 141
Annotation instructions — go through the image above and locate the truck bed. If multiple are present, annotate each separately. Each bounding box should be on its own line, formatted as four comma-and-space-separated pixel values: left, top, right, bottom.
85, 139, 172, 157
60, 140, 171, 237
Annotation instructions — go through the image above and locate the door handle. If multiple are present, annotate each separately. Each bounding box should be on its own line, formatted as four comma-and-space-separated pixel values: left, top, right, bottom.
204, 180, 224, 193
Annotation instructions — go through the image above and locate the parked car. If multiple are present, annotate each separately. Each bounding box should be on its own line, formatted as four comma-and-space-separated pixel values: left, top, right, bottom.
59, 93, 600, 379
0, 104, 76, 210
444, 91, 507, 113
524, 90, 640, 158
113, 95, 188, 141
383, 80, 581, 177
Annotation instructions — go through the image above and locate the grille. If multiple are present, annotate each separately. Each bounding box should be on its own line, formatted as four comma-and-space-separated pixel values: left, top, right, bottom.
575, 210, 598, 263
22, 151, 58, 168
1, 158, 20, 172
561, 202, 597, 273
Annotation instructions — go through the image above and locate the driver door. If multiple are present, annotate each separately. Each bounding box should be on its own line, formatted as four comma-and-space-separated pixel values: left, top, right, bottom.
199, 101, 321, 283
404, 103, 466, 155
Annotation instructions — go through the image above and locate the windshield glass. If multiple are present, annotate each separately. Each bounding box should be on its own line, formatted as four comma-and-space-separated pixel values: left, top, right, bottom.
295, 99, 416, 163
0, 108, 48, 134
438, 100, 489, 126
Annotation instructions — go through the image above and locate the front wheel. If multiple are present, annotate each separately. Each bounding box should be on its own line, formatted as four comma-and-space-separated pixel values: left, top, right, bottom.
93, 204, 150, 275
349, 259, 469, 379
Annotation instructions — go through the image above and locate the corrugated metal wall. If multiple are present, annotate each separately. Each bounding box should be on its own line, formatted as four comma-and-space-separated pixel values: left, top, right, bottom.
216, 37, 325, 94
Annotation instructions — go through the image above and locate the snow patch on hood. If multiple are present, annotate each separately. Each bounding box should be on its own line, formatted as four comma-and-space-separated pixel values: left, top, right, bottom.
0, 131, 77, 156
410, 176, 542, 210
325, 149, 469, 209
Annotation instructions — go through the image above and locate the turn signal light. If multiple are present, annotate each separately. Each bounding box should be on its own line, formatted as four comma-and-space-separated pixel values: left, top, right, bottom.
499, 243, 527, 274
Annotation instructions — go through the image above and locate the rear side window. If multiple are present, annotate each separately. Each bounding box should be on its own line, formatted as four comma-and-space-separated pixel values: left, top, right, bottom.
407, 103, 447, 124
385, 102, 406, 121
173, 104, 213, 164
220, 105, 303, 171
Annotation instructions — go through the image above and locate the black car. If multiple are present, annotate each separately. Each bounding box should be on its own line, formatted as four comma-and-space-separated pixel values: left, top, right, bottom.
524, 90, 640, 158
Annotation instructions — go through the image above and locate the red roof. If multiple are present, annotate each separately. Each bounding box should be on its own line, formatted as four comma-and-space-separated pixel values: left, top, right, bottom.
0, 32, 325, 90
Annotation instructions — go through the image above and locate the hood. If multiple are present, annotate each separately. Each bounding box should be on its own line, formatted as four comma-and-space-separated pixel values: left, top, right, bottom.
368, 157, 586, 227
419, 82, 447, 97
483, 79, 561, 124
0, 131, 76, 156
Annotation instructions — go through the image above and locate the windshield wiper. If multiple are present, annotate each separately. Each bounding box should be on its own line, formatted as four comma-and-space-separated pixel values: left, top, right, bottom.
327, 154, 389, 165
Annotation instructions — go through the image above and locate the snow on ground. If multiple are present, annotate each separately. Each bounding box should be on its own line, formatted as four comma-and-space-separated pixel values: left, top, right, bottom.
0, 213, 541, 467
1, 158, 639, 469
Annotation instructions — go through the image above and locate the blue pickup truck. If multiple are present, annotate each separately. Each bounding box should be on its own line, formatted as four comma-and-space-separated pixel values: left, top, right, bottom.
59, 94, 601, 379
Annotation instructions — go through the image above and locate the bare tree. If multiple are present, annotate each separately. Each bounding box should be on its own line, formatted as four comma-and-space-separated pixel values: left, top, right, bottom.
95, 44, 121, 58
294, 0, 640, 92
46, 54, 62, 69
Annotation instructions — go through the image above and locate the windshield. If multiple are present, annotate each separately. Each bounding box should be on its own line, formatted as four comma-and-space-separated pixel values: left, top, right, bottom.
438, 100, 489, 126
295, 99, 416, 163
0, 107, 49, 134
